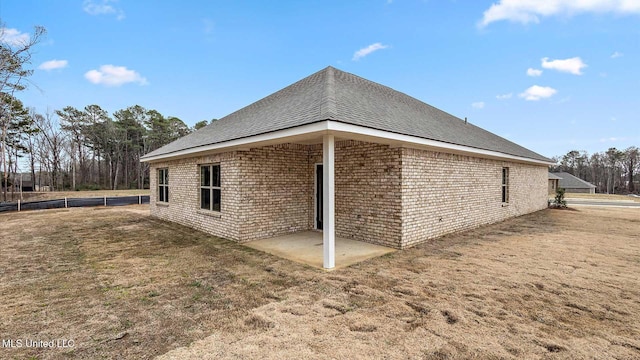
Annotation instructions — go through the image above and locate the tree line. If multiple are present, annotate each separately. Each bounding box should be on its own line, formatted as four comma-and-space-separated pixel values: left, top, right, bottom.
1, 99, 214, 201
549, 147, 639, 194
2, 23, 638, 203
0, 23, 214, 201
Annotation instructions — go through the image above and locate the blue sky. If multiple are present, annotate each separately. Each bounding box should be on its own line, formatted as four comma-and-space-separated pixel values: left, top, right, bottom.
2, 0, 639, 158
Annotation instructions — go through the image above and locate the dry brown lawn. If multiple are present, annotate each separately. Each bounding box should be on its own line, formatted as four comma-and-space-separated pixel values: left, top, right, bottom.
0, 205, 638, 359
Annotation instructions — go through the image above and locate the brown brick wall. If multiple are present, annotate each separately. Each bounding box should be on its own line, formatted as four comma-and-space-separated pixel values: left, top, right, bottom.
309, 141, 403, 248
400, 148, 548, 248
150, 145, 310, 242
149, 152, 242, 241
236, 144, 309, 241
548, 179, 558, 195
149, 141, 548, 250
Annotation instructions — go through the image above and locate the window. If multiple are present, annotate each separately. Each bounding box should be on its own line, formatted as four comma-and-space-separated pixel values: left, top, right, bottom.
502, 167, 509, 203
200, 164, 221, 212
158, 168, 169, 203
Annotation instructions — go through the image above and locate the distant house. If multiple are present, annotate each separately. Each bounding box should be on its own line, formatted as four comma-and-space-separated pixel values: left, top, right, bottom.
551, 172, 596, 194
548, 173, 561, 194
141, 66, 553, 269
2, 173, 34, 192
20, 174, 34, 192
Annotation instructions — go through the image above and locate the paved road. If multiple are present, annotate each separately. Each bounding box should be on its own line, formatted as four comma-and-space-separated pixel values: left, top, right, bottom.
566, 199, 640, 208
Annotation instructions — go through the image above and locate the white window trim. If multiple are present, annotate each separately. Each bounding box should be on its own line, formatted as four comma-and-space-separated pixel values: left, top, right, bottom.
157, 168, 169, 203
199, 164, 221, 212
502, 167, 509, 203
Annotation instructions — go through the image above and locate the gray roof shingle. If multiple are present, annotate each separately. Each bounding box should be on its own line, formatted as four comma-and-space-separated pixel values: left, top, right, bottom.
143, 66, 551, 162
548, 173, 562, 180
552, 172, 596, 189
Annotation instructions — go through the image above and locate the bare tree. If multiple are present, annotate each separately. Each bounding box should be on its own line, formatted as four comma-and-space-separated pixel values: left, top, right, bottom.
605, 148, 624, 194
33, 110, 65, 191
26, 108, 42, 191
624, 146, 639, 193
0, 24, 46, 94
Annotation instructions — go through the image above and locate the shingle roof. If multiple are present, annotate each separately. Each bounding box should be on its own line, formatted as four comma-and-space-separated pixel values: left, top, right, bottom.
143, 66, 551, 162
552, 172, 596, 189
548, 173, 562, 180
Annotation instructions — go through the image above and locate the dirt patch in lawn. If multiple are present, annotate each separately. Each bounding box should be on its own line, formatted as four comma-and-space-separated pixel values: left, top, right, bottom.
1, 206, 639, 359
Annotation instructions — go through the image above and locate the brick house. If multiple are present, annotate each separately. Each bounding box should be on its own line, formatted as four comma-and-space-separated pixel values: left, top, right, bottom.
141, 67, 552, 269
548, 173, 562, 194
551, 172, 597, 194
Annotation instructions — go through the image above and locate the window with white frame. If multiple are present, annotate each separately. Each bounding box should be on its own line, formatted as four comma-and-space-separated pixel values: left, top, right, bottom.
502, 167, 509, 203
200, 164, 221, 211
158, 168, 169, 203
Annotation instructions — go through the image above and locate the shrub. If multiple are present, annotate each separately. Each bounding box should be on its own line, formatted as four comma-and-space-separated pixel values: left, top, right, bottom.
552, 188, 567, 208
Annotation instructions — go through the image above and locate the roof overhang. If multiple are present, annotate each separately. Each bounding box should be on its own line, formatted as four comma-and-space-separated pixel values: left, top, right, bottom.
141, 120, 554, 166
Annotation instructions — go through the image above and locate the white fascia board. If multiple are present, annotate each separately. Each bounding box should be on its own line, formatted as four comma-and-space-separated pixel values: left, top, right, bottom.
326, 121, 554, 166
140, 121, 328, 162
141, 120, 553, 166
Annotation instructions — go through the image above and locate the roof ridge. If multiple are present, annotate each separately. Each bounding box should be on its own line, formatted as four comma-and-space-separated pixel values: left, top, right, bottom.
553, 172, 596, 188
320, 66, 337, 120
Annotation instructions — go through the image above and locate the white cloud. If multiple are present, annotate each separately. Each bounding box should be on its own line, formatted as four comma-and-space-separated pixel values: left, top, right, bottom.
479, 0, 640, 27
527, 68, 543, 77
519, 85, 557, 101
541, 57, 587, 75
611, 51, 623, 58
471, 101, 485, 109
38, 59, 68, 71
83, 0, 125, 20
599, 136, 626, 143
496, 93, 512, 100
84, 65, 147, 86
352, 43, 389, 61
0, 28, 30, 46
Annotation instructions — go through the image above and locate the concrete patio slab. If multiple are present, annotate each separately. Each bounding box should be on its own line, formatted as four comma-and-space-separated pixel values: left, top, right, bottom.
244, 231, 396, 270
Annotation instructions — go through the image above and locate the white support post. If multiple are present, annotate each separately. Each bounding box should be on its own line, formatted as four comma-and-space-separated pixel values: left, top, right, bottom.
322, 134, 335, 269
17, 200, 20, 212
104, 195, 107, 207
64, 197, 68, 208
138, 195, 141, 205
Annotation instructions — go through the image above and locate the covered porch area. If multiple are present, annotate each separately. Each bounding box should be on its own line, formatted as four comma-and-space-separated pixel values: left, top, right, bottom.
234, 131, 403, 269
244, 230, 396, 270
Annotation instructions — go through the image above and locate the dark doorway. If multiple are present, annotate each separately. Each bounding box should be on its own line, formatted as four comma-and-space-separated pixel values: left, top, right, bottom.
316, 164, 323, 230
